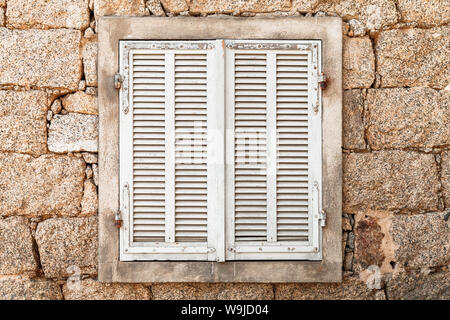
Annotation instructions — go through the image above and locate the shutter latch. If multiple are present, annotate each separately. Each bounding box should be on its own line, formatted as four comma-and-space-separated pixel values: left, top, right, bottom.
115, 210, 122, 228
318, 72, 327, 90
114, 73, 123, 89
116, 183, 129, 228
319, 210, 327, 227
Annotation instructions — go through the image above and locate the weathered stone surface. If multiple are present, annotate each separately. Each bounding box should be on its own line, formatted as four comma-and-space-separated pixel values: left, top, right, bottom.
386, 270, 450, 300
6, 0, 90, 30
343, 89, 366, 149
147, 0, 166, 16
94, 0, 146, 18
82, 36, 98, 87
275, 277, 381, 299
354, 214, 385, 270
152, 283, 274, 300
81, 179, 98, 216
62, 91, 98, 115
0, 277, 62, 300
48, 113, 98, 153
376, 27, 450, 89
292, 0, 321, 12
442, 152, 450, 209
0, 153, 85, 217
397, 0, 450, 27
160, 0, 189, 13
318, 0, 398, 30
82, 152, 98, 164
343, 36, 375, 89
391, 212, 449, 269
344, 151, 440, 212
0, 28, 81, 90
189, 0, 291, 14
0, 0, 5, 7
0, 7, 4, 27
35, 217, 97, 278
0, 90, 47, 156
63, 278, 150, 300
366, 88, 450, 150
0, 217, 38, 275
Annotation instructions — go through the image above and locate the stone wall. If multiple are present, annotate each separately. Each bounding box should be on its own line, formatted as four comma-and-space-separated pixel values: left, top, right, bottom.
0, 0, 448, 300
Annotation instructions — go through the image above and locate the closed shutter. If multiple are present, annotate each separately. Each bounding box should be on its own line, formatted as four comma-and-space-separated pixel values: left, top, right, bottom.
225, 40, 322, 260
119, 41, 225, 261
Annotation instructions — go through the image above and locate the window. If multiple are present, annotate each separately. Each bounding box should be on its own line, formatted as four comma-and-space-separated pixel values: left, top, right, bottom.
99, 17, 342, 282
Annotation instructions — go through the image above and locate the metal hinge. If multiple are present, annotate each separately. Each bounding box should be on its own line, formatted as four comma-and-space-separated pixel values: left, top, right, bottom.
319, 210, 327, 227
114, 210, 122, 228
114, 73, 123, 89
318, 72, 327, 89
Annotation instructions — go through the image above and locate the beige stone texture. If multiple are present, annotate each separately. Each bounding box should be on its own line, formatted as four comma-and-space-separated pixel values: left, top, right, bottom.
81, 179, 98, 216
62, 91, 98, 115
189, 0, 292, 14
147, 0, 166, 16
397, 0, 450, 27
0, 7, 4, 27
366, 88, 450, 150
442, 152, 450, 209
343, 36, 375, 89
82, 152, 98, 164
35, 217, 98, 278
0, 277, 63, 300
51, 99, 63, 114
160, 0, 189, 13
275, 277, 381, 299
343, 89, 366, 149
292, 0, 321, 13
0, 28, 82, 91
343, 151, 440, 213
0, 217, 38, 275
151, 283, 274, 299
0, 153, 85, 217
391, 212, 449, 269
0, 90, 47, 156
94, 0, 146, 18
376, 27, 450, 89
63, 278, 150, 299
386, 270, 450, 300
318, 0, 398, 29
0, 0, 5, 7
48, 113, 99, 153
82, 36, 98, 87
6, 0, 90, 30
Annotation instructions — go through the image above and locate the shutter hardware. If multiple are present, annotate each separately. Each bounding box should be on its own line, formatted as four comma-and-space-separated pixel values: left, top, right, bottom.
114, 73, 123, 89
115, 211, 122, 228
318, 72, 327, 89
319, 210, 327, 227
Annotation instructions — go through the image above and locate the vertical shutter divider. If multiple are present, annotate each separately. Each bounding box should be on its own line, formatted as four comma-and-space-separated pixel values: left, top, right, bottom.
266, 53, 278, 243
164, 52, 175, 243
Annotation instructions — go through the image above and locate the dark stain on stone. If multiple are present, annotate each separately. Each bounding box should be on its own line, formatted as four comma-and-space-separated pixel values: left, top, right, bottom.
354, 216, 385, 269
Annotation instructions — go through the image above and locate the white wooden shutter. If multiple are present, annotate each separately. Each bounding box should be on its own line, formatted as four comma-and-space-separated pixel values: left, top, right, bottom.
119, 41, 225, 261
225, 40, 323, 260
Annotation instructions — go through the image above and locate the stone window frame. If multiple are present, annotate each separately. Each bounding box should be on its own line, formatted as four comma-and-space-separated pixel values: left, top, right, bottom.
98, 16, 342, 283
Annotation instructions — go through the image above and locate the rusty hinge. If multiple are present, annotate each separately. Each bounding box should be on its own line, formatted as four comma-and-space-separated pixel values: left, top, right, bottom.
114, 73, 123, 89
318, 72, 327, 90
114, 210, 122, 228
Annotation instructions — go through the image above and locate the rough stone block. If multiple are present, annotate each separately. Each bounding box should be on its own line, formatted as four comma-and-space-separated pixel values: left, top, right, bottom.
0, 7, 4, 27
376, 27, 450, 89
0, 217, 38, 275
63, 279, 150, 300
343, 89, 366, 150
189, 0, 291, 14
343, 151, 440, 213
0, 153, 85, 217
275, 277, 382, 299
81, 179, 98, 216
82, 36, 98, 87
442, 152, 450, 209
35, 217, 98, 278
0, 277, 62, 300
147, 0, 166, 15
354, 214, 386, 270
366, 88, 450, 150
6, 0, 90, 30
151, 283, 274, 300
48, 113, 98, 153
94, 0, 146, 18
160, 0, 189, 13
0, 28, 82, 90
386, 270, 450, 300
343, 36, 375, 89
397, 0, 450, 27
0, 90, 47, 156
62, 91, 98, 115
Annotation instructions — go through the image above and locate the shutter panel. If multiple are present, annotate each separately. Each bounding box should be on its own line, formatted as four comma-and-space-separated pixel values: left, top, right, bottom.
119, 41, 224, 261
225, 40, 323, 260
